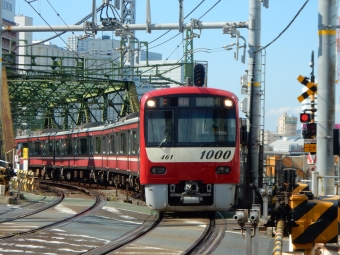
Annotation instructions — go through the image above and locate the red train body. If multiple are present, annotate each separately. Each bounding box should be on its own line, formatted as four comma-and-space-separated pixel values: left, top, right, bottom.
15, 86, 240, 211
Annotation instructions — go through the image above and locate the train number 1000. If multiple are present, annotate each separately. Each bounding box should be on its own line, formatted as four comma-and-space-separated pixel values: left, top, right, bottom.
200, 150, 231, 160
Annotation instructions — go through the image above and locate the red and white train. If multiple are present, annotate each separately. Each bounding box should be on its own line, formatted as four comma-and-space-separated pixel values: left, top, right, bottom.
15, 86, 240, 211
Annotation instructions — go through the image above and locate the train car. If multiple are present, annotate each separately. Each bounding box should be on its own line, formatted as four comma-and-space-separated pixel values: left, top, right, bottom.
140, 86, 240, 211
15, 86, 240, 212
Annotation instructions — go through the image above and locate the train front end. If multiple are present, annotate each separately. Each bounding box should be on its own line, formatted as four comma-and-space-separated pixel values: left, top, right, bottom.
139, 87, 240, 212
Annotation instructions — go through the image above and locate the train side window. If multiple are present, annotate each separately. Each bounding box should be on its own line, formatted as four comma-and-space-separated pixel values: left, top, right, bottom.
43, 141, 47, 155
120, 133, 127, 154
102, 136, 106, 154
34, 142, 41, 155
110, 135, 115, 154
74, 138, 78, 155
79, 138, 88, 154
56, 140, 60, 155
65, 139, 72, 155
48, 140, 53, 155
95, 137, 101, 154
131, 130, 139, 154
61, 139, 65, 155
28, 142, 32, 156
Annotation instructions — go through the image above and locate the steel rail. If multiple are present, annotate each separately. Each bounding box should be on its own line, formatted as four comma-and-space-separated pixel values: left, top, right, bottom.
81, 212, 163, 255
184, 212, 226, 255
0, 183, 106, 240
0, 192, 64, 224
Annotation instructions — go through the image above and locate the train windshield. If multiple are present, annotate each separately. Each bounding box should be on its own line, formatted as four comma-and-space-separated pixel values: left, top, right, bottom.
145, 95, 237, 147
146, 110, 174, 146
178, 108, 236, 145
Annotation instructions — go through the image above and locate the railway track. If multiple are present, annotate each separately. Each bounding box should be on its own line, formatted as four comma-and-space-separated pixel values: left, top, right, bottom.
82, 211, 226, 255
0, 183, 107, 240
0, 193, 64, 224
184, 212, 226, 254
82, 212, 163, 255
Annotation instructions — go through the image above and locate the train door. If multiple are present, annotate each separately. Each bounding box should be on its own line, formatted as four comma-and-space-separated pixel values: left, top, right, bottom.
102, 135, 108, 171
63, 136, 73, 180
130, 129, 139, 175
64, 136, 72, 170
117, 131, 128, 173
107, 132, 117, 171
94, 136, 102, 170
54, 138, 61, 169
71, 136, 77, 172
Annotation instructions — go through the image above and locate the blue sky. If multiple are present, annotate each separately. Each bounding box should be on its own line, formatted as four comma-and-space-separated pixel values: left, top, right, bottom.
15, 0, 337, 132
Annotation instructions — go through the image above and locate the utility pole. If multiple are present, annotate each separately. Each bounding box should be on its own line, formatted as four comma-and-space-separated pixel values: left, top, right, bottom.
317, 0, 337, 195
247, 0, 262, 202
0, 0, 2, 160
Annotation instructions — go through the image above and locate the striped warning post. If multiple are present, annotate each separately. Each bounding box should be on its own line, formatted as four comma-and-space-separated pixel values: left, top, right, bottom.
290, 194, 338, 244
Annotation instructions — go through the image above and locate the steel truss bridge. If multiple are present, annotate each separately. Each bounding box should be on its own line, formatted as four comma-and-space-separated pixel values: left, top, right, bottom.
3, 52, 187, 133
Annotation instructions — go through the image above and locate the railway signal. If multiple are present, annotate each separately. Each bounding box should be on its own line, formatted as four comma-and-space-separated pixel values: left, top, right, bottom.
194, 64, 205, 87
300, 113, 311, 123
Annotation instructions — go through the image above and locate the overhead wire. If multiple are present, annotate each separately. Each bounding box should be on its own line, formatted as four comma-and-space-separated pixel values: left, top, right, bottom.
256, 0, 309, 53
13, 3, 105, 51
24, 0, 80, 56
198, 0, 221, 20
148, 0, 205, 46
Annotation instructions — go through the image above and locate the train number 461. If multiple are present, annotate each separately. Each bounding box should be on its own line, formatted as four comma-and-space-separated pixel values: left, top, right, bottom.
200, 150, 231, 160
161, 154, 174, 160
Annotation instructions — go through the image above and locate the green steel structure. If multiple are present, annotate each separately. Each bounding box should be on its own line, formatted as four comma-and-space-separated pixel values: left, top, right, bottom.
4, 53, 139, 131
3, 50, 189, 132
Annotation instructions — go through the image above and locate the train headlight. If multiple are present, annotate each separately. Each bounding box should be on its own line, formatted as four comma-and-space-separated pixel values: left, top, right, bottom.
147, 100, 156, 108
224, 99, 233, 107
150, 166, 166, 174
215, 166, 231, 174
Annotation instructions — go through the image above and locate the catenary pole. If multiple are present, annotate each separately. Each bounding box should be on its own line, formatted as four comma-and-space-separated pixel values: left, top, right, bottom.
317, 0, 337, 195
0, 0, 2, 160
247, 0, 262, 201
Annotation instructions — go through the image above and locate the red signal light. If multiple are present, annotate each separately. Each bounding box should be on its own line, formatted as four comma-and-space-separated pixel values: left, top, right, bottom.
300, 113, 311, 123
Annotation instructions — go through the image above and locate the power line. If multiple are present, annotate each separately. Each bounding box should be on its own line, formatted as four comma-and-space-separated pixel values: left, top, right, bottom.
13, 3, 105, 52
198, 0, 221, 20
148, 0, 205, 45
256, 0, 310, 53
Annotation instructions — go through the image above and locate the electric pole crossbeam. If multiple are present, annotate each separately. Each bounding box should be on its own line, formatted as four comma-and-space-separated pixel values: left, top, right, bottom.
2, 22, 248, 33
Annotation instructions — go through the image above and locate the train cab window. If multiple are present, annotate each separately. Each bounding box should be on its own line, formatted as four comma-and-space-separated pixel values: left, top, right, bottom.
102, 136, 106, 154
146, 110, 173, 146
79, 138, 88, 154
120, 133, 127, 154
109, 135, 115, 154
65, 139, 72, 155
95, 137, 101, 154
178, 108, 236, 145
55, 140, 60, 155
131, 131, 139, 154
34, 142, 41, 155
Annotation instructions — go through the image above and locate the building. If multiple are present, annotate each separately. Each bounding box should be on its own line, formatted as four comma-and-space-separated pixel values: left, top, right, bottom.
67, 35, 121, 60
2, 0, 17, 54
277, 112, 297, 136
263, 130, 282, 146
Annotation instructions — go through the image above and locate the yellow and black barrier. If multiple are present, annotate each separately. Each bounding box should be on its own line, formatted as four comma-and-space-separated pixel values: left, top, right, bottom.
290, 194, 338, 246
0, 166, 10, 195
11, 169, 36, 192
